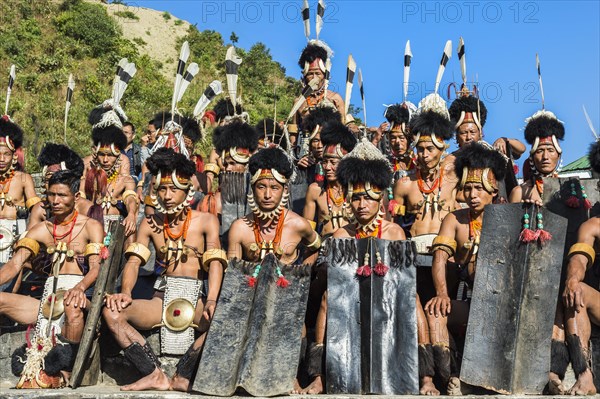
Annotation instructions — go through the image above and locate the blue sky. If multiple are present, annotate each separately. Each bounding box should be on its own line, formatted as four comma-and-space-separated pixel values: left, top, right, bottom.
130, 0, 598, 167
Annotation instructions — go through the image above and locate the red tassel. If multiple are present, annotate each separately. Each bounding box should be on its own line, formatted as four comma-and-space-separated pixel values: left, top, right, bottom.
388, 200, 398, 214
583, 198, 592, 210
356, 265, 372, 277
373, 262, 389, 276
247, 276, 257, 287
26, 325, 33, 348
566, 196, 580, 208
276, 276, 290, 288
513, 164, 519, 175
315, 173, 324, 182
537, 229, 552, 244
100, 246, 109, 260
519, 228, 537, 243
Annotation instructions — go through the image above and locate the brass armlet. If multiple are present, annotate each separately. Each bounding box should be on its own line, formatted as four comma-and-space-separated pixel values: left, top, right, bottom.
306, 232, 322, 251
202, 248, 228, 272
125, 243, 151, 265
568, 243, 596, 266
144, 195, 155, 207
25, 196, 42, 209
431, 235, 457, 257
123, 190, 139, 204
287, 123, 298, 134
85, 242, 104, 257
391, 204, 405, 216
204, 163, 220, 176
15, 237, 40, 257
308, 220, 317, 230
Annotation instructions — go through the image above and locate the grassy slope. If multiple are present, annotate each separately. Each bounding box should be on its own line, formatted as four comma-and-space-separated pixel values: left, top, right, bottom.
0, 0, 300, 170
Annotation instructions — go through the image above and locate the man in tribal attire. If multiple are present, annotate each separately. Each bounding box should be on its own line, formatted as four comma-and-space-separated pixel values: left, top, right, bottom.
330, 138, 437, 395
552, 140, 600, 396
103, 148, 226, 392
1, 170, 104, 388
425, 143, 507, 394
0, 116, 42, 272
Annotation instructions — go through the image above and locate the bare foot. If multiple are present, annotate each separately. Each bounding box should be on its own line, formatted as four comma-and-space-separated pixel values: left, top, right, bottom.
121, 368, 171, 391
419, 376, 440, 396
171, 374, 190, 392
447, 377, 462, 396
301, 375, 324, 394
290, 378, 302, 394
547, 372, 566, 395
568, 369, 597, 396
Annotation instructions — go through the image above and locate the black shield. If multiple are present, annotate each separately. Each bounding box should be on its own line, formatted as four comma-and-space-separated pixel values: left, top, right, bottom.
219, 171, 250, 248
193, 255, 311, 397
290, 166, 310, 215
325, 238, 419, 395
460, 203, 567, 394
544, 177, 600, 252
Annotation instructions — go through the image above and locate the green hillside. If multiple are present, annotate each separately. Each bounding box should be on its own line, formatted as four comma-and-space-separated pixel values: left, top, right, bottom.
0, 0, 301, 170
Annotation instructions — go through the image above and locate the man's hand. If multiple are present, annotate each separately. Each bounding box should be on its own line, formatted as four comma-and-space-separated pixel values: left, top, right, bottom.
297, 155, 315, 169
203, 299, 217, 322
64, 287, 87, 309
122, 214, 137, 236
105, 293, 133, 312
424, 295, 452, 318
493, 138, 508, 155
563, 278, 585, 312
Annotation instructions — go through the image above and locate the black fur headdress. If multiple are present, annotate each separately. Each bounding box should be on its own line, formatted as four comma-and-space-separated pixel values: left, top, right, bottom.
409, 110, 454, 142
336, 138, 393, 190
146, 147, 196, 179
588, 141, 600, 174
213, 120, 259, 153
454, 142, 507, 183
38, 143, 84, 177
524, 111, 565, 145
320, 120, 357, 154
248, 146, 294, 180
298, 43, 329, 70
384, 104, 411, 126
448, 95, 488, 128
92, 126, 127, 151
213, 98, 244, 122
0, 116, 23, 149
302, 106, 340, 135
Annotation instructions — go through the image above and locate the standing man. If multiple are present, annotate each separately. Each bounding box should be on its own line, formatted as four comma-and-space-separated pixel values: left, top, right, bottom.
123, 122, 142, 184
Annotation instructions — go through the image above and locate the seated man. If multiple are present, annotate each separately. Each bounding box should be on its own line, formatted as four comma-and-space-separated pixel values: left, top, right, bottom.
332, 138, 436, 395
103, 148, 225, 391
28, 143, 93, 227
0, 116, 42, 269
509, 110, 564, 205
228, 146, 320, 266
425, 143, 506, 394
558, 140, 600, 396
0, 170, 104, 388
226, 146, 321, 394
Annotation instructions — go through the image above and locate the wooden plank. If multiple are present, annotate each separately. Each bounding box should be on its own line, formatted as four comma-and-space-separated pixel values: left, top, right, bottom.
69, 221, 125, 388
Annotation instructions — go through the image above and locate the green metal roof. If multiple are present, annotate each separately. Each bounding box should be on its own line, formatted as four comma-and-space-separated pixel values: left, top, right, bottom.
560, 155, 590, 172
